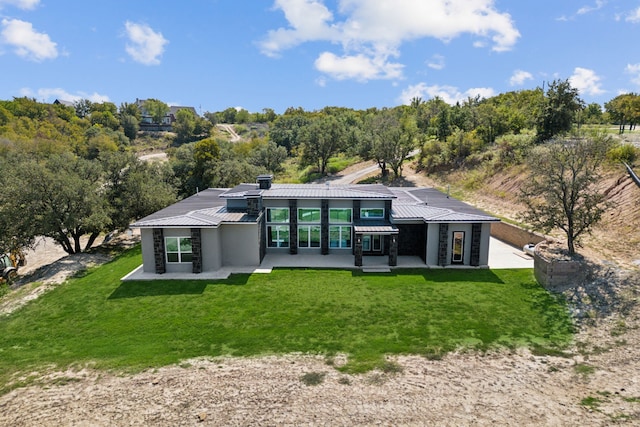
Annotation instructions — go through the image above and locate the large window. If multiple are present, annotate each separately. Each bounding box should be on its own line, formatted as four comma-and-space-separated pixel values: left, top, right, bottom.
452, 231, 465, 263
329, 208, 352, 223
298, 225, 321, 248
298, 208, 320, 223
329, 226, 352, 248
268, 225, 289, 248
360, 208, 384, 219
165, 237, 192, 263
267, 208, 289, 248
267, 208, 289, 223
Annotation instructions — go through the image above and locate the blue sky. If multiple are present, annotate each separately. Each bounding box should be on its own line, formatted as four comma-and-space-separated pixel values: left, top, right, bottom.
1, 0, 639, 114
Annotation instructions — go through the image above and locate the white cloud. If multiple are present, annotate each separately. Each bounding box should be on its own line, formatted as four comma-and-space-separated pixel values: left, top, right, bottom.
261, 0, 520, 82
124, 21, 168, 65
509, 69, 533, 86
0, 0, 39, 9
569, 67, 604, 96
314, 51, 403, 81
20, 87, 110, 103
577, 0, 606, 15
426, 54, 445, 70
626, 7, 640, 23
398, 83, 495, 105
1, 18, 57, 61
625, 63, 640, 86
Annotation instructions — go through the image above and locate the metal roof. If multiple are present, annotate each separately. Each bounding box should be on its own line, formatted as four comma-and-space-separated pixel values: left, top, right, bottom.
222, 183, 395, 200
131, 182, 499, 228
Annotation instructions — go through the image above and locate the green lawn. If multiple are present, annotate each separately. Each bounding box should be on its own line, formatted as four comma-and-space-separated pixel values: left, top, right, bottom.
0, 246, 574, 391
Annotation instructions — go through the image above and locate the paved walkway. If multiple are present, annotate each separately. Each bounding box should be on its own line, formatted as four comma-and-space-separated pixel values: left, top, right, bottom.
122, 238, 532, 281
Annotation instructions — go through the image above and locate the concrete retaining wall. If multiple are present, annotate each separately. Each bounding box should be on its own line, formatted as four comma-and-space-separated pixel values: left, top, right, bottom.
491, 221, 545, 248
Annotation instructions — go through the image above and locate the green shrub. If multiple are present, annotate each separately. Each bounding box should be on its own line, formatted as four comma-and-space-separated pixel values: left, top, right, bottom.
607, 143, 637, 164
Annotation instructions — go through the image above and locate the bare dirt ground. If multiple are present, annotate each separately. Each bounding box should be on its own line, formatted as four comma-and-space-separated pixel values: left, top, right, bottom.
1, 166, 640, 426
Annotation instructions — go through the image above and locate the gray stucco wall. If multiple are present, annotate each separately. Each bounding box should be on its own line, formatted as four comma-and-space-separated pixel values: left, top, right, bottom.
221, 223, 260, 266
140, 228, 156, 273
201, 228, 222, 271
425, 223, 490, 267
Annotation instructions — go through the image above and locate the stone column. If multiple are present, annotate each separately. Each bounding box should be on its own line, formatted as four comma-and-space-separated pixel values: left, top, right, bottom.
438, 223, 449, 267
152, 228, 165, 274
289, 199, 297, 254
321, 199, 329, 255
354, 233, 363, 267
190, 228, 202, 273
389, 234, 398, 266
470, 223, 482, 266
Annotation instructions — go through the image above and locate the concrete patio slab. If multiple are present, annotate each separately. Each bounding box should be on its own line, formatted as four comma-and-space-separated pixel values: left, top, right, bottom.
122, 237, 532, 281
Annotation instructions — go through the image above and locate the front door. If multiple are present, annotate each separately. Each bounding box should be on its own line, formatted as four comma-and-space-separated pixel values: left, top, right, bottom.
362, 234, 383, 254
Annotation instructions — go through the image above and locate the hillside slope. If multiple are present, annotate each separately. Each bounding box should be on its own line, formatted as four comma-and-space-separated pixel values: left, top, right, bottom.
404, 162, 640, 269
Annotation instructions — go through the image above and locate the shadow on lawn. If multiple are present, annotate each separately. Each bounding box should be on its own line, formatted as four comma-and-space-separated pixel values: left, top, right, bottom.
108, 274, 251, 299
352, 268, 505, 284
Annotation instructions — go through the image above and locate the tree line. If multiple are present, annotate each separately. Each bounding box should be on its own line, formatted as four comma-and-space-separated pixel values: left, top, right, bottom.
0, 79, 638, 257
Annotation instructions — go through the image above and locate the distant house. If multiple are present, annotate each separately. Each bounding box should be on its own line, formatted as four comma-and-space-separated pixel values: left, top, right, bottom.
131, 175, 499, 276
53, 99, 74, 107
135, 99, 198, 131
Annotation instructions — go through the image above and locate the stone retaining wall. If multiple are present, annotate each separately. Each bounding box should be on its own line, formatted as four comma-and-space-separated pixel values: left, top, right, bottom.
491, 222, 545, 248
533, 244, 585, 289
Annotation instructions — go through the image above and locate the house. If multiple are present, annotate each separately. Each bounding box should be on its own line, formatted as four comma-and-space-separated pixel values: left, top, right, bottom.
134, 98, 198, 131
131, 175, 499, 275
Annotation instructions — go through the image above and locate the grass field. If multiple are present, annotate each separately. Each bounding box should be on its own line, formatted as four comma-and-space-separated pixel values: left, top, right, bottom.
0, 246, 574, 391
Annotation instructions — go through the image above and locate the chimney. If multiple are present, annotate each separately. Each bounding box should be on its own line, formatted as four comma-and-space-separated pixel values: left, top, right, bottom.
257, 174, 273, 190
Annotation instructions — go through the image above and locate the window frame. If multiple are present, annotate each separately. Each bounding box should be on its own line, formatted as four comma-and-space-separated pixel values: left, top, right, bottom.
360, 208, 384, 219
451, 231, 465, 263
165, 236, 193, 263
266, 207, 289, 223
267, 225, 290, 248
329, 208, 352, 224
298, 225, 321, 248
329, 225, 352, 248
297, 207, 321, 223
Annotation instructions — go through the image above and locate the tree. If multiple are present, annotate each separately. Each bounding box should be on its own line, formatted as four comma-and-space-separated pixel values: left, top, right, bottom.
268, 111, 311, 153
605, 93, 640, 133
73, 99, 92, 119
519, 135, 612, 255
12, 153, 112, 254
174, 108, 197, 143
360, 108, 417, 178
143, 99, 170, 124
299, 114, 346, 176
535, 79, 584, 143
251, 140, 287, 173
120, 114, 139, 141
100, 152, 177, 230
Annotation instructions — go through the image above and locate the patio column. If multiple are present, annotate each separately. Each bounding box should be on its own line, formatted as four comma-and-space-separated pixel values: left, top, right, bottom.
190, 228, 202, 273
438, 223, 448, 267
354, 233, 363, 267
470, 223, 482, 266
389, 234, 398, 266
289, 199, 297, 254
152, 228, 165, 274
321, 199, 329, 255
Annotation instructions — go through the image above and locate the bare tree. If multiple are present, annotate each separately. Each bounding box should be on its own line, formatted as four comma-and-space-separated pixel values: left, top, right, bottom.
519, 135, 612, 256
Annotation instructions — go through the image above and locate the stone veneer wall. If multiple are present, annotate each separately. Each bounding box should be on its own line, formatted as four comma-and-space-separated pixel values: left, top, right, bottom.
289, 199, 297, 254
438, 223, 448, 266
470, 223, 481, 266
321, 199, 329, 255
152, 228, 165, 274
190, 228, 202, 273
